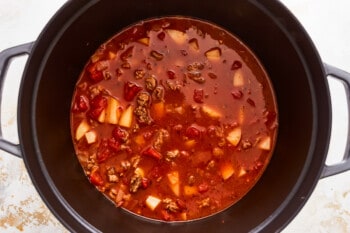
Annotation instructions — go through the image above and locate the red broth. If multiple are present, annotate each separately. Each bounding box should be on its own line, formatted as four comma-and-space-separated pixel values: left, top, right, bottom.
70, 17, 278, 221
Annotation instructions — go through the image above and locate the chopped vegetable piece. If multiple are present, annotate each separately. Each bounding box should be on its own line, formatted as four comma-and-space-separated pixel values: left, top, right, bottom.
98, 109, 106, 123
134, 167, 145, 177
184, 185, 198, 196
205, 47, 221, 60
238, 167, 247, 177
108, 51, 116, 59
85, 130, 97, 144
89, 169, 104, 186
167, 171, 180, 196
138, 37, 150, 46
145, 195, 161, 211
166, 29, 188, 44
142, 146, 163, 160
201, 105, 222, 119
118, 105, 134, 128
226, 127, 242, 146
151, 101, 165, 119
105, 97, 121, 124
75, 120, 90, 141
233, 69, 244, 87
258, 136, 271, 151
221, 162, 235, 180
189, 38, 199, 51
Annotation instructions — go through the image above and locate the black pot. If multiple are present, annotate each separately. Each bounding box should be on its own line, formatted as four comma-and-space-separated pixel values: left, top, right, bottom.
1, 0, 350, 232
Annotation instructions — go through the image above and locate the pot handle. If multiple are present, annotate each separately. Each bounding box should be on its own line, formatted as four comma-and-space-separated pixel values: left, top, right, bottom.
0, 42, 34, 158
321, 63, 350, 178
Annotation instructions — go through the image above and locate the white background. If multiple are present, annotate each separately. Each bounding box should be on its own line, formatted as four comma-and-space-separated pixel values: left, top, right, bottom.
0, 0, 350, 232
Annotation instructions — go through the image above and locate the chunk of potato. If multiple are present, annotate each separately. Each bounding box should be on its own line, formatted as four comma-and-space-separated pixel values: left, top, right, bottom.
258, 136, 271, 151
151, 101, 165, 119
137, 37, 150, 46
205, 47, 221, 60
145, 195, 161, 211
183, 185, 198, 196
166, 29, 188, 44
85, 130, 97, 144
167, 171, 180, 196
119, 105, 134, 128
189, 38, 199, 51
75, 120, 90, 141
226, 127, 242, 146
105, 97, 121, 124
221, 162, 234, 180
97, 109, 106, 123
238, 167, 247, 177
233, 69, 244, 87
108, 51, 116, 60
201, 105, 222, 119
134, 167, 145, 177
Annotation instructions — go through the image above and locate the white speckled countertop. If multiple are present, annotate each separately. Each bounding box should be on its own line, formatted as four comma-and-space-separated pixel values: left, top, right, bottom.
0, 0, 350, 232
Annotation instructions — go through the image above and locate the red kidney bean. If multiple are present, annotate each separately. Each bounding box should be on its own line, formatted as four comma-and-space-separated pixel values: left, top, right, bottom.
231, 60, 242, 70
157, 31, 165, 40
231, 89, 243, 99
185, 126, 201, 139
193, 89, 204, 103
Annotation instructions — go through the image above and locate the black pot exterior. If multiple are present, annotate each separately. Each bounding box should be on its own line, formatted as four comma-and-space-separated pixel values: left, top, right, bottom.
18, 0, 331, 232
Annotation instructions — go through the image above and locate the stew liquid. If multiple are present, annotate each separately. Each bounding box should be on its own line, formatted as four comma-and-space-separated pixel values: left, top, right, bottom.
70, 17, 278, 221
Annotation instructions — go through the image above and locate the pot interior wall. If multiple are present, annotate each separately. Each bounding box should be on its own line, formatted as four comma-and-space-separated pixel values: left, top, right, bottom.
26, 0, 328, 232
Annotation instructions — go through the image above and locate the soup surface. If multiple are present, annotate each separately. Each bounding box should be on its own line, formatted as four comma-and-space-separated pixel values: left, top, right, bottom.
70, 17, 278, 221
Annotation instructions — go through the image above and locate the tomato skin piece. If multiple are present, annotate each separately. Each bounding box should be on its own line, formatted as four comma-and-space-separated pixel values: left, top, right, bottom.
96, 139, 113, 163
86, 62, 104, 83
124, 81, 143, 101
88, 95, 108, 120
89, 170, 104, 186
72, 95, 89, 112
142, 146, 162, 160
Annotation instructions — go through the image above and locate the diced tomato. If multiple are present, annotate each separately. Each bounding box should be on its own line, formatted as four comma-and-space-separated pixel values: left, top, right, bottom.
124, 81, 143, 101
108, 138, 121, 152
72, 95, 89, 112
198, 182, 209, 193
161, 210, 172, 221
88, 95, 108, 120
89, 170, 104, 186
86, 62, 104, 83
142, 146, 162, 160
112, 126, 129, 142
176, 199, 187, 210
141, 177, 151, 189
96, 140, 112, 163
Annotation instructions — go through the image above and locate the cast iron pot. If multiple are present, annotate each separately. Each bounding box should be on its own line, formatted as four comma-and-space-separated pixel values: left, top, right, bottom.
1, 0, 350, 232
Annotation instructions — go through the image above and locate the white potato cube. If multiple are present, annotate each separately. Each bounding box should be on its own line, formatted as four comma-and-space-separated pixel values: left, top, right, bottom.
226, 127, 242, 146
166, 29, 188, 44
119, 105, 134, 128
258, 136, 271, 151
75, 120, 90, 141
145, 195, 161, 211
